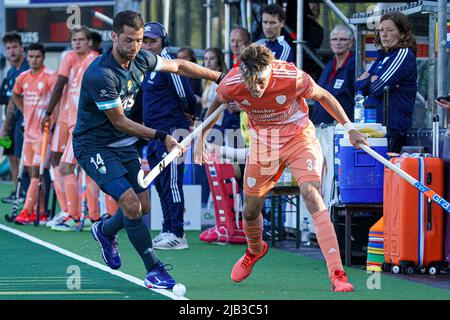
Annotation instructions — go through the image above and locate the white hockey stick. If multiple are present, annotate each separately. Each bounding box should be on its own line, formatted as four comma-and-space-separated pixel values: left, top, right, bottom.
360, 144, 450, 214
91, 10, 113, 25
137, 104, 227, 188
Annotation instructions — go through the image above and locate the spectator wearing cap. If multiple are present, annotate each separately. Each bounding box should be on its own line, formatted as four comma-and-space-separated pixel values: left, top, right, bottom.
141, 22, 197, 250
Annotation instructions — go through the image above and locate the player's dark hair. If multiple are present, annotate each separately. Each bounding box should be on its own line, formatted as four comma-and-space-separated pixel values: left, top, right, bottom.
91, 31, 102, 44
262, 3, 286, 22
70, 26, 92, 40
2, 31, 22, 46
90, 31, 103, 54
112, 10, 144, 35
27, 43, 46, 56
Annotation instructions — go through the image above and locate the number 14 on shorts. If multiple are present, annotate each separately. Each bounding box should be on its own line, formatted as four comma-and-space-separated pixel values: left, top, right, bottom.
91, 153, 107, 174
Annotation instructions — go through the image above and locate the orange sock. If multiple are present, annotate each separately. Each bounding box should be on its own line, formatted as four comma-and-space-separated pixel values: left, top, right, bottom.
24, 178, 39, 213
53, 167, 68, 212
105, 194, 118, 216
312, 209, 344, 277
243, 214, 264, 255
86, 176, 100, 221
63, 174, 80, 220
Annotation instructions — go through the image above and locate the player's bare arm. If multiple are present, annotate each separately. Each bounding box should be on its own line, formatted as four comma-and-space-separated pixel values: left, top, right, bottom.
159, 57, 223, 83
310, 83, 367, 148
11, 92, 24, 114
0, 99, 15, 138
41, 75, 68, 130
104, 106, 184, 153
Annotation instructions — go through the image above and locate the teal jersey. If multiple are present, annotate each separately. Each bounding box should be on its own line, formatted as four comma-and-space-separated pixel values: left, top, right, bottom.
73, 47, 159, 147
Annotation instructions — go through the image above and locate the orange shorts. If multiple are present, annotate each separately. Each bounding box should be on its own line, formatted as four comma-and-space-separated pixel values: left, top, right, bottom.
60, 131, 77, 165
243, 122, 322, 198
23, 140, 51, 168
51, 120, 70, 154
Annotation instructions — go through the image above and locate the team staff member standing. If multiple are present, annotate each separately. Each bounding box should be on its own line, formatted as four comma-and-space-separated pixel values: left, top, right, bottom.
311, 25, 355, 125
255, 3, 294, 63
141, 22, 197, 250
356, 12, 417, 153
0, 32, 30, 204
12, 43, 57, 225
195, 44, 367, 292
72, 11, 223, 289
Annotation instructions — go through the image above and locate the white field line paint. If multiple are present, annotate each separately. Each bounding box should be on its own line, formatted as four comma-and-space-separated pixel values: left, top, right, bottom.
0, 291, 121, 295
0, 224, 188, 300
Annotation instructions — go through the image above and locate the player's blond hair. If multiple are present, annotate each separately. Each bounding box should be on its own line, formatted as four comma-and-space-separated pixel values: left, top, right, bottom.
239, 44, 274, 85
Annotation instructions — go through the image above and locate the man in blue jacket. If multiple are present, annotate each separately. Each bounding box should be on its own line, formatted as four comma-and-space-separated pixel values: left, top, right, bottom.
311, 25, 355, 125
141, 22, 196, 250
255, 3, 294, 63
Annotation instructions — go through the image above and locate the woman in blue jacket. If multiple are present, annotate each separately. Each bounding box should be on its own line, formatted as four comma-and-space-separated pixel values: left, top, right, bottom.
312, 25, 355, 125
356, 12, 417, 153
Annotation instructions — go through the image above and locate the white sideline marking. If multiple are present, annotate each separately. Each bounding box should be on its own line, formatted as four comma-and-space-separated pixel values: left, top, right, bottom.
0, 224, 188, 300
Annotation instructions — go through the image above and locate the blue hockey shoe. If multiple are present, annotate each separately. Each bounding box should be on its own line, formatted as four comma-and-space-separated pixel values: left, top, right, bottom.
144, 262, 176, 289
91, 221, 121, 270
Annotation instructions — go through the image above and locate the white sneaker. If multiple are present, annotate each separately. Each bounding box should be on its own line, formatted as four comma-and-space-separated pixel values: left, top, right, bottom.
82, 217, 92, 231
46, 211, 69, 227
152, 232, 169, 246
153, 233, 189, 250
50, 216, 83, 232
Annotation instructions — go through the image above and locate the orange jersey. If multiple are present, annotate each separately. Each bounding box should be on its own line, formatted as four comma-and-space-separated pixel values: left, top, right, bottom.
66, 50, 99, 128
57, 50, 78, 123
13, 67, 57, 142
216, 60, 316, 146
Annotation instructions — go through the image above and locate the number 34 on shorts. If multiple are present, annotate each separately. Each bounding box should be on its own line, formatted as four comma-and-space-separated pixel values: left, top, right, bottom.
90, 153, 107, 174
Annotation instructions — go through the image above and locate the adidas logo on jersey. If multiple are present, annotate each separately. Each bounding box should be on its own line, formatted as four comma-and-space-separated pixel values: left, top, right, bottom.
328, 248, 337, 254
241, 99, 251, 106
